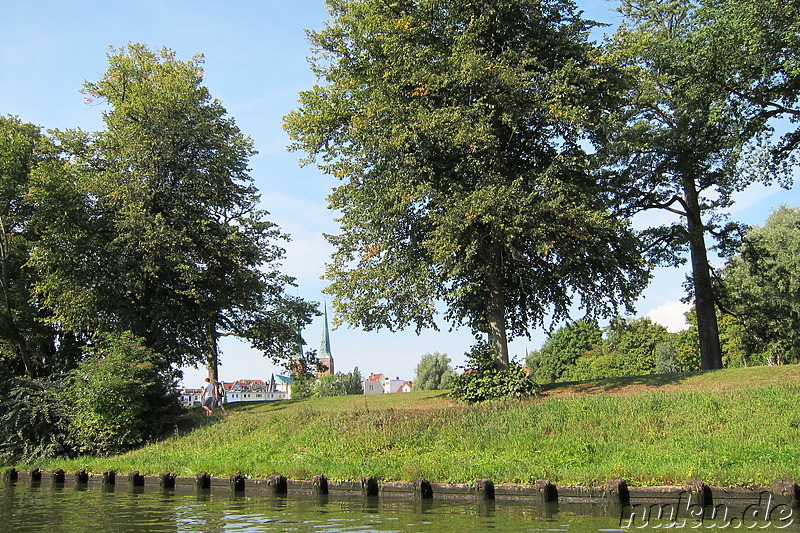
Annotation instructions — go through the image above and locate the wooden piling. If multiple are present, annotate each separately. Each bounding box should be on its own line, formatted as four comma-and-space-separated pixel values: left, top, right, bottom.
159, 472, 176, 489
535, 479, 557, 503
102, 470, 116, 485
312, 474, 329, 495
772, 478, 800, 508
414, 478, 433, 499
475, 479, 495, 500
230, 473, 246, 492
604, 478, 629, 505
196, 471, 211, 490
685, 478, 708, 507
52, 468, 65, 484
128, 471, 144, 487
362, 475, 379, 497
3, 468, 17, 483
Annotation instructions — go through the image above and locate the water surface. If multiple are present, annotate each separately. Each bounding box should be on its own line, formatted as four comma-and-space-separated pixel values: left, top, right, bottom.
1, 482, 796, 532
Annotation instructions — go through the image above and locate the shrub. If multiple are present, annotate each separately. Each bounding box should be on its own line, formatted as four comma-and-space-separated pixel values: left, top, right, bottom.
69, 331, 181, 455
653, 340, 682, 374
414, 352, 458, 391
0, 376, 73, 462
313, 368, 363, 396
450, 342, 538, 403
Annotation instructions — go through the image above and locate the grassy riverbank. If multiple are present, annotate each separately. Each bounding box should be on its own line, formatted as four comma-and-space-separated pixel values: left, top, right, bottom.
10, 365, 800, 487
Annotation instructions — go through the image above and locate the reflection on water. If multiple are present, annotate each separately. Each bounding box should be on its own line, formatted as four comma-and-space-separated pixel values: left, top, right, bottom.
1, 483, 796, 532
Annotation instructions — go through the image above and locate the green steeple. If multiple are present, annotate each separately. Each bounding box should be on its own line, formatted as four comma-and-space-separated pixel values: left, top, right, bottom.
319, 302, 332, 358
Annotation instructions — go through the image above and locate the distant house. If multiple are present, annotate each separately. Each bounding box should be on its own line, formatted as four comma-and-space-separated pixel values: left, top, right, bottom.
179, 388, 204, 407
384, 377, 406, 394
363, 373, 385, 395
362, 373, 412, 394
225, 379, 267, 402
268, 374, 293, 400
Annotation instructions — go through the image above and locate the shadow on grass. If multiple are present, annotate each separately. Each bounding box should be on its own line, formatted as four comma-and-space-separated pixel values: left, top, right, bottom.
540, 370, 707, 397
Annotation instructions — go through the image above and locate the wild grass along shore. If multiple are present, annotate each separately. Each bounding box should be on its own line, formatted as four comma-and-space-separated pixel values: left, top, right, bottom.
9, 365, 800, 488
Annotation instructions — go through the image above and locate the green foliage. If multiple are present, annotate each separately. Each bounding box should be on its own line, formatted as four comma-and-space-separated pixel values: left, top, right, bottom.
653, 341, 681, 374
19, 366, 800, 487
286, 0, 649, 367
559, 344, 623, 382
721, 206, 800, 365
0, 376, 72, 462
527, 319, 602, 383
605, 317, 671, 375
313, 367, 363, 397
68, 331, 180, 455
413, 352, 457, 391
694, 0, 800, 169
290, 370, 315, 400
533, 317, 677, 380
0, 115, 68, 379
28, 44, 316, 373
674, 323, 700, 372
451, 342, 538, 403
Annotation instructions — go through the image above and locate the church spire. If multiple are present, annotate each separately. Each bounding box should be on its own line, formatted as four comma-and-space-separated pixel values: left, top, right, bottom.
317, 302, 334, 376
319, 302, 331, 359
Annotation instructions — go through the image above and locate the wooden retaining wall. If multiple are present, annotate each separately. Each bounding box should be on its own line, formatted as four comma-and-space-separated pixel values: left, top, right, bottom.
3, 467, 798, 510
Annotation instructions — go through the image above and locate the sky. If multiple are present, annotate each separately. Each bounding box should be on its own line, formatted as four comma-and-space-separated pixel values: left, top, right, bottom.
1, 0, 797, 388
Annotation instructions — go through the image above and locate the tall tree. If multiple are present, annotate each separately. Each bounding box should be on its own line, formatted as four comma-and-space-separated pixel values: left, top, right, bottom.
721, 205, 800, 365
604, 0, 787, 370
285, 0, 648, 368
29, 44, 316, 378
0, 116, 73, 378
414, 352, 457, 390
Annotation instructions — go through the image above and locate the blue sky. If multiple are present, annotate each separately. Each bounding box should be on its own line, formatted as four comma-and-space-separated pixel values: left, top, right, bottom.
2, 0, 796, 387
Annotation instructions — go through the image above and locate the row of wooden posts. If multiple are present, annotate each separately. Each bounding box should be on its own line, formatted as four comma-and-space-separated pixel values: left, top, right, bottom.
4, 467, 799, 508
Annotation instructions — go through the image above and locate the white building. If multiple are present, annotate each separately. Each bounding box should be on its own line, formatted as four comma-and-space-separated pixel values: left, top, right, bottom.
362, 373, 413, 394
179, 388, 204, 407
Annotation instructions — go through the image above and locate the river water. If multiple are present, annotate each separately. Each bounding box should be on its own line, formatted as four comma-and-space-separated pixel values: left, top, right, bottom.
1, 482, 798, 532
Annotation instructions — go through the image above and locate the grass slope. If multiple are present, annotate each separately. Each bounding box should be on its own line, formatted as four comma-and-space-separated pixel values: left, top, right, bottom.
14, 365, 800, 487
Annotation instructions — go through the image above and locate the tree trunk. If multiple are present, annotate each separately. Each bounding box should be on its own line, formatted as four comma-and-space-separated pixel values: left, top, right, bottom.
683, 178, 723, 370
206, 321, 219, 381
486, 241, 510, 370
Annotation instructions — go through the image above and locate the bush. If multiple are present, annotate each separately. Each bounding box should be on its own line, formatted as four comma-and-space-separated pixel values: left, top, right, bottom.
313, 368, 363, 396
450, 342, 538, 403
69, 331, 181, 455
414, 352, 458, 390
653, 340, 682, 374
0, 376, 73, 462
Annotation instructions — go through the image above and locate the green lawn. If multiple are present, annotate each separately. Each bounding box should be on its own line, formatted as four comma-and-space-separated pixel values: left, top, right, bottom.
11, 365, 800, 487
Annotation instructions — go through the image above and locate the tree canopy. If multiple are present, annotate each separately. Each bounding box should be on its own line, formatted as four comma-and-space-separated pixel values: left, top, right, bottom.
29, 44, 316, 377
313, 367, 364, 396
694, 0, 800, 168
602, 0, 794, 370
413, 352, 457, 390
0, 115, 64, 378
285, 0, 649, 368
721, 205, 800, 365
